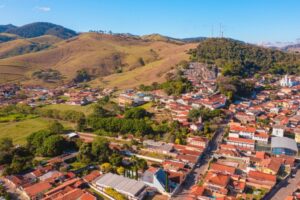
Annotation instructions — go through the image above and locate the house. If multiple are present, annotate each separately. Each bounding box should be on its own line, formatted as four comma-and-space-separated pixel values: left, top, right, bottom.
42, 176, 96, 200
203, 171, 230, 196
141, 167, 178, 196
272, 125, 285, 137
256, 157, 283, 175
209, 163, 236, 175
246, 171, 276, 190
118, 95, 134, 107
23, 181, 52, 200
226, 137, 255, 150
83, 170, 101, 183
271, 137, 298, 156
229, 123, 256, 139
190, 185, 205, 199
45, 188, 96, 200
186, 136, 208, 148
253, 132, 269, 143
143, 140, 174, 155
234, 112, 256, 124
294, 128, 300, 144
162, 160, 187, 172
95, 173, 147, 200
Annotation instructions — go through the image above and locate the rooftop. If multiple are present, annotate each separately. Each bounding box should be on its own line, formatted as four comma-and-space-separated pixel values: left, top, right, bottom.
95, 173, 146, 197
271, 137, 298, 152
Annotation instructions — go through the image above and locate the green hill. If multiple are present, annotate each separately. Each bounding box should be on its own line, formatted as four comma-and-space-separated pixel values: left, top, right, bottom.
3, 22, 77, 39
191, 38, 300, 76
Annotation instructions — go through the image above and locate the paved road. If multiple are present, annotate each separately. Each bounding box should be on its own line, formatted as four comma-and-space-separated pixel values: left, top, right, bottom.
172, 125, 225, 199
263, 170, 300, 200
0, 178, 28, 200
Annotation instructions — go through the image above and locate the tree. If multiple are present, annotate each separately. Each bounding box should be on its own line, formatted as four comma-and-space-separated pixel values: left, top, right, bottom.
77, 143, 93, 164
124, 107, 149, 119
76, 117, 86, 131
92, 104, 109, 118
7, 147, 33, 174
188, 109, 201, 122
116, 166, 125, 175
92, 137, 111, 163
100, 162, 112, 173
0, 137, 13, 152
26, 130, 52, 154
41, 135, 65, 156
109, 153, 123, 167
48, 120, 64, 134
0, 138, 13, 165
74, 69, 91, 83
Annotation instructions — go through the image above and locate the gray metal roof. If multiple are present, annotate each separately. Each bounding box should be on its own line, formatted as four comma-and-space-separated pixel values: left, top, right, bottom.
271, 137, 298, 152
95, 173, 146, 197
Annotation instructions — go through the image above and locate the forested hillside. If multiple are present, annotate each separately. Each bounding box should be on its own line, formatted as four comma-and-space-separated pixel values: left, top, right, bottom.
190, 38, 300, 76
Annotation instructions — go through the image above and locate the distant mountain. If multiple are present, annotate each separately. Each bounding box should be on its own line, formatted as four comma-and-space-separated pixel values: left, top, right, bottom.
141, 34, 207, 44
282, 43, 300, 53
141, 34, 184, 44
0, 24, 17, 32
180, 37, 206, 43
1, 22, 77, 39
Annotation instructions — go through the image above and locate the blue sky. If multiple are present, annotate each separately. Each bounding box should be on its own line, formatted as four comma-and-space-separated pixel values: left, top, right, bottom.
0, 0, 299, 44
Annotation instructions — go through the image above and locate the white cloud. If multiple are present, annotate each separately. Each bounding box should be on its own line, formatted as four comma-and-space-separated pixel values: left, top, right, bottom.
36, 6, 51, 12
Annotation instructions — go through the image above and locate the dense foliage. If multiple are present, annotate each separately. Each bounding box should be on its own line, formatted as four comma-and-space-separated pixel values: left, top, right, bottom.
37, 108, 85, 123
87, 117, 153, 136
139, 75, 192, 96
73, 69, 91, 83
77, 137, 112, 164
0, 138, 33, 175
190, 38, 300, 76
124, 107, 150, 119
188, 107, 222, 122
32, 69, 62, 82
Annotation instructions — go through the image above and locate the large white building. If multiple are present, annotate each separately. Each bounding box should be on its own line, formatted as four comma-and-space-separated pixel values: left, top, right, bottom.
95, 173, 147, 200
280, 75, 298, 87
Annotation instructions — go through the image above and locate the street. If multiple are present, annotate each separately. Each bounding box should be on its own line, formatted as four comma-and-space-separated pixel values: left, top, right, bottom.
263, 169, 300, 200
172, 124, 225, 199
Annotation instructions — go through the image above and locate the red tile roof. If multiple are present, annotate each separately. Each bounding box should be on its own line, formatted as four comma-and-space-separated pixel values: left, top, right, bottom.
83, 170, 101, 183
248, 171, 276, 182
204, 171, 230, 187
227, 137, 255, 144
24, 181, 52, 198
210, 163, 236, 175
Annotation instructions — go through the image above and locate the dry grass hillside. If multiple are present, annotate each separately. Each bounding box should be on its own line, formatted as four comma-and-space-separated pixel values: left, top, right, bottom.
0, 33, 197, 86
0, 35, 62, 59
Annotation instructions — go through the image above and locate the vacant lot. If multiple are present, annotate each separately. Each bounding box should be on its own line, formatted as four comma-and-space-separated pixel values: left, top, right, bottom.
0, 117, 75, 145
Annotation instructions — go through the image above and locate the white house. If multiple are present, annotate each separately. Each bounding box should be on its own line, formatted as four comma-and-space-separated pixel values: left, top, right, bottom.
272, 125, 285, 137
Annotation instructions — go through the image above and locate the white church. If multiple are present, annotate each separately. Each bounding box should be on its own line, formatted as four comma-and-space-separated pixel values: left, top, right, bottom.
279, 75, 299, 87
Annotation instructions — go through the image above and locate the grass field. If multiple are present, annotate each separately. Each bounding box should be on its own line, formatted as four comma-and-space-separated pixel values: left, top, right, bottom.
0, 33, 197, 87
42, 103, 94, 115
0, 117, 75, 145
